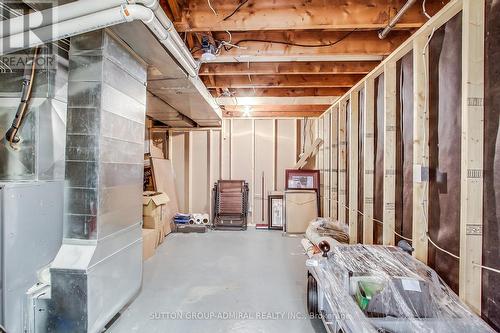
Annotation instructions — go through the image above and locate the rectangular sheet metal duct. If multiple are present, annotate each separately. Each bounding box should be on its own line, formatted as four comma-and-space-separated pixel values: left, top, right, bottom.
47, 30, 146, 333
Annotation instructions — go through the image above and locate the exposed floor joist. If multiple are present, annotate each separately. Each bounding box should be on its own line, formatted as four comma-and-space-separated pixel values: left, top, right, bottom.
176, 0, 448, 32
203, 74, 364, 89
215, 96, 339, 105
222, 105, 328, 112
153, 0, 451, 120
223, 111, 324, 118
203, 54, 385, 63
212, 87, 350, 98
193, 31, 411, 61
199, 61, 380, 76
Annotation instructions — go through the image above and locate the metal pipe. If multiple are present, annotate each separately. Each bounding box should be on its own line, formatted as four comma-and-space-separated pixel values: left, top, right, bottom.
0, 0, 199, 74
0, 0, 154, 37
378, 0, 417, 39
0, 6, 130, 54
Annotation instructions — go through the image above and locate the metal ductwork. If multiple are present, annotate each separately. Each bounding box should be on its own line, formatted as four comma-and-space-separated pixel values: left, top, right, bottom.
46, 29, 146, 333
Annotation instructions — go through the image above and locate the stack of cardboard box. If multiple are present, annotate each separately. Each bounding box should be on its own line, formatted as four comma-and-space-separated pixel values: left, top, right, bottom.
141, 191, 172, 260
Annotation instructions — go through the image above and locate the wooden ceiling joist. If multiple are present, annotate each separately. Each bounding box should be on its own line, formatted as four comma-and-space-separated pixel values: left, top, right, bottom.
193, 30, 410, 61
223, 111, 324, 118
223, 105, 328, 112
165, 0, 182, 21
199, 61, 379, 76
202, 74, 364, 89
215, 96, 339, 106
176, 0, 448, 32
211, 87, 350, 98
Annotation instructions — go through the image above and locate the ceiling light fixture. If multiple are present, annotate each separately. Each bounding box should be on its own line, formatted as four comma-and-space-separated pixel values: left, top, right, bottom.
243, 105, 252, 117
201, 35, 217, 62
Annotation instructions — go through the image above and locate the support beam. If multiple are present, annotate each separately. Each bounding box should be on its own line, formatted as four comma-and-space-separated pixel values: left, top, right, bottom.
323, 112, 331, 217
330, 107, 339, 221
194, 31, 411, 62
412, 34, 429, 263
199, 61, 380, 76
202, 74, 364, 89
338, 99, 348, 225
383, 61, 397, 246
363, 79, 375, 244
214, 87, 350, 98
459, 0, 485, 314
349, 91, 359, 244
177, 0, 448, 32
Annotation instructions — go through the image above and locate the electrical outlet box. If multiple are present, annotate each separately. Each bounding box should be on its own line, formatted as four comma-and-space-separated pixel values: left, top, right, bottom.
413, 165, 429, 183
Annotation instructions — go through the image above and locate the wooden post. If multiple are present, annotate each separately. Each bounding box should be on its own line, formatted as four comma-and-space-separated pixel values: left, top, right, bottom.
331, 107, 339, 221
349, 91, 359, 243
338, 100, 348, 225
412, 34, 429, 263
383, 61, 397, 245
363, 79, 375, 244
186, 131, 192, 212
318, 116, 325, 216
459, 0, 485, 314
324, 111, 331, 218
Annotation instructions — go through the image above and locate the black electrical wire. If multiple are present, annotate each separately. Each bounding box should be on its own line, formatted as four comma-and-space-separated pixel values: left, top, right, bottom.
221, 29, 357, 51
223, 0, 249, 21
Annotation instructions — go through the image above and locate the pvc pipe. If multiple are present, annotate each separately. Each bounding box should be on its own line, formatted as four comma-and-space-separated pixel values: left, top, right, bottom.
378, 0, 417, 39
149, 6, 199, 71
0, 0, 164, 37
0, 0, 199, 74
0, 6, 128, 55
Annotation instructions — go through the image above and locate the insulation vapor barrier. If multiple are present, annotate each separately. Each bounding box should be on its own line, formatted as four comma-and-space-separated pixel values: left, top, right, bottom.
373, 74, 384, 244
395, 51, 414, 242
357, 89, 364, 244
307, 244, 495, 333
483, 0, 500, 330
427, 12, 462, 293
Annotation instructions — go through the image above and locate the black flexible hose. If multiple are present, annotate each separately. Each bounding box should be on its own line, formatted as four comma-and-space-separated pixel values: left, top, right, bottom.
4, 47, 39, 147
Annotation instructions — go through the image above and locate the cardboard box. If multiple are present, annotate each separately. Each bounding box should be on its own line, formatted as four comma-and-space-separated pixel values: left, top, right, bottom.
142, 228, 159, 261
284, 190, 318, 234
150, 159, 179, 223
143, 215, 165, 245
143, 191, 169, 217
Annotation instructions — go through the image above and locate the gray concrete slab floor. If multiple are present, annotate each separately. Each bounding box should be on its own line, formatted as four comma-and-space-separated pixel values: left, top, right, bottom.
108, 227, 326, 333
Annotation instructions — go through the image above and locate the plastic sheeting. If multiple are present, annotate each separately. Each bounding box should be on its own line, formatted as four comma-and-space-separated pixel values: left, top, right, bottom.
305, 218, 350, 247
307, 244, 495, 333
373, 74, 384, 244
427, 12, 462, 293
482, 1, 500, 330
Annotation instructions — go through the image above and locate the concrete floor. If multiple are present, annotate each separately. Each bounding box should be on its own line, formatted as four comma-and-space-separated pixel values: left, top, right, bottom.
108, 228, 326, 333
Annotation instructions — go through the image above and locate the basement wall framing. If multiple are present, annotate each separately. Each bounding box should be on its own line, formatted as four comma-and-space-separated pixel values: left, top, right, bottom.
316, 0, 492, 320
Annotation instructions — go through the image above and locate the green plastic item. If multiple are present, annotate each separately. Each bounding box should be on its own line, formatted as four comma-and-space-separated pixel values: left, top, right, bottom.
355, 280, 385, 311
